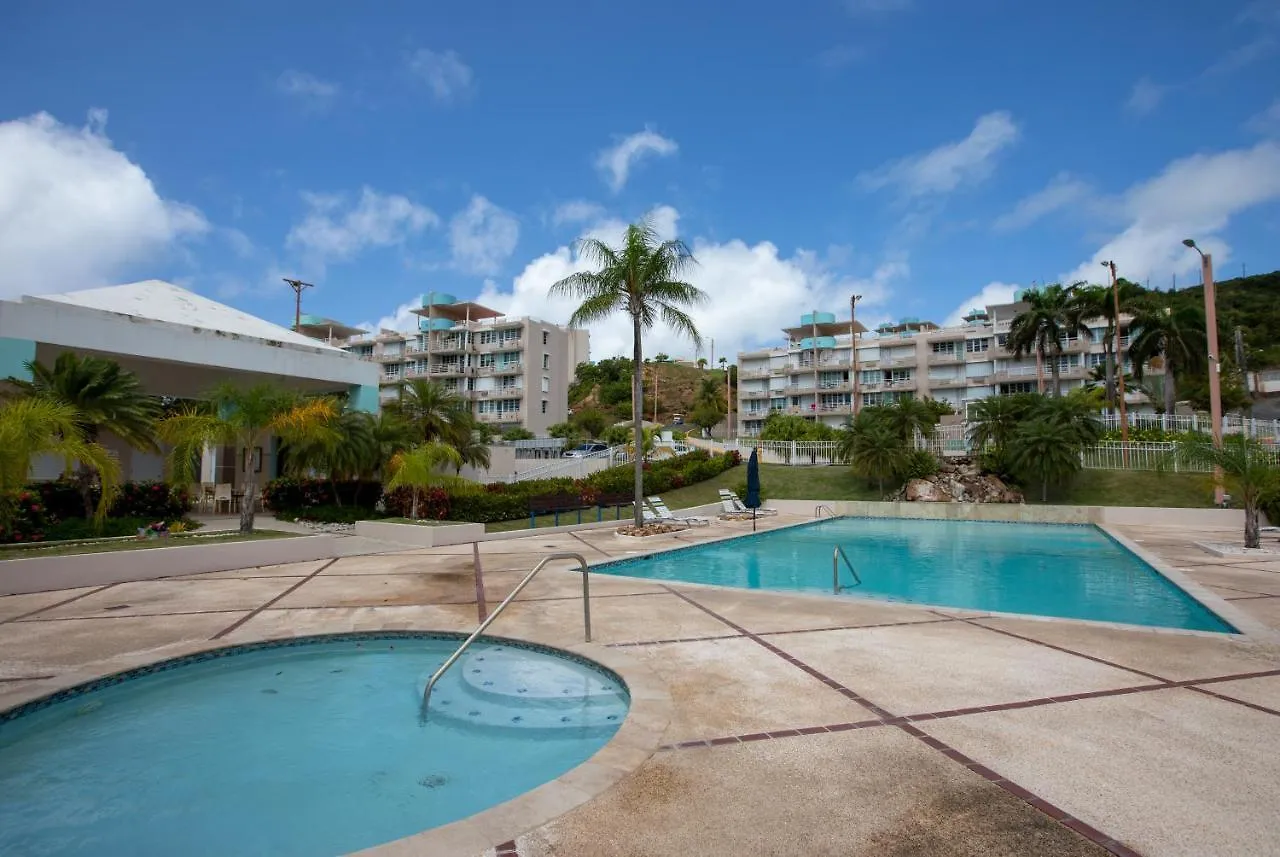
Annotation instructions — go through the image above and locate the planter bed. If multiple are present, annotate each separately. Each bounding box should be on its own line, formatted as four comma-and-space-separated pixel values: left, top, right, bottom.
352, 520, 485, 547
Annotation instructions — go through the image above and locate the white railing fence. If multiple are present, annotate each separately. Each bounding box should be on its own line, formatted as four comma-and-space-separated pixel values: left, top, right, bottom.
1081, 441, 1280, 472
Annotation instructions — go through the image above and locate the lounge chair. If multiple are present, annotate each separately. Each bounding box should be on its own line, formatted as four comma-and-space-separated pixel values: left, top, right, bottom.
718, 488, 778, 516
647, 496, 711, 526
641, 506, 688, 528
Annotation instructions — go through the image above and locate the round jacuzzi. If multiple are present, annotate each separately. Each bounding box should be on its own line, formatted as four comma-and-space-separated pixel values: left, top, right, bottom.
0, 633, 630, 856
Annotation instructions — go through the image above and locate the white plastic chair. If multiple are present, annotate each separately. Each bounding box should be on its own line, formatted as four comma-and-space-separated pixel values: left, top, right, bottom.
213, 483, 233, 515
647, 496, 711, 526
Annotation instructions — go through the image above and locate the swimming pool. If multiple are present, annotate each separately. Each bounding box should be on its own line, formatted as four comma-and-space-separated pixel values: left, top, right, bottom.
595, 518, 1234, 633
0, 633, 629, 857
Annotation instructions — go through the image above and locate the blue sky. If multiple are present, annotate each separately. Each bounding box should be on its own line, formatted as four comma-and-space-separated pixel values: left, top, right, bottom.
2, 0, 1279, 359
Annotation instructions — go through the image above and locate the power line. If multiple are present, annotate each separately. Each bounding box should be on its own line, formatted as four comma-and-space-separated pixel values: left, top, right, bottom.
282, 278, 314, 330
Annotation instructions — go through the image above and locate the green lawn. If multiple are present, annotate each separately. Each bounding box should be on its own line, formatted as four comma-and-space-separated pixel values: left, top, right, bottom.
0, 530, 299, 559
1036, 469, 1214, 508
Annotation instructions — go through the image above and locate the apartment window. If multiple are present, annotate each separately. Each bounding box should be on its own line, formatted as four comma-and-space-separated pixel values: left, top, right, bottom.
479, 353, 495, 368
931, 341, 957, 355
995, 333, 1008, 347
541, 376, 550, 393
889, 369, 912, 383
542, 330, 549, 345
541, 400, 548, 414
965, 338, 990, 353
542, 354, 550, 370
1002, 381, 1037, 395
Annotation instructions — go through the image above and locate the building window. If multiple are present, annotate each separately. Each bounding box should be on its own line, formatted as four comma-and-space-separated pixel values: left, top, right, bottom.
965, 338, 990, 353
541, 400, 548, 414
542, 330, 549, 345
541, 376, 550, 393
542, 353, 550, 370
931, 341, 957, 355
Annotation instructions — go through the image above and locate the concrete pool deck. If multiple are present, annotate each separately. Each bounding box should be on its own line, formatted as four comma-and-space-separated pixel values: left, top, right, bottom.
2, 513, 1280, 856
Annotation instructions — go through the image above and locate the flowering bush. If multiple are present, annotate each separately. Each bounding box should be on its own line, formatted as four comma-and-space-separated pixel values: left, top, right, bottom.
0, 490, 50, 543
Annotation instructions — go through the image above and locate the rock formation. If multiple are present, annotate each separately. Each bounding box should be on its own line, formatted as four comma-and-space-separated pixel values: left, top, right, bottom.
892, 459, 1023, 504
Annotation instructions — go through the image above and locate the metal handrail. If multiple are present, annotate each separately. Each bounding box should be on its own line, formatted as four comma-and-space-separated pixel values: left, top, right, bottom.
814, 504, 836, 518
833, 546, 861, 593
420, 552, 591, 721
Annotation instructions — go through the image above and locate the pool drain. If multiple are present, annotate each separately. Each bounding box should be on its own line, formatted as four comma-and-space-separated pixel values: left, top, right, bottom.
418, 774, 448, 789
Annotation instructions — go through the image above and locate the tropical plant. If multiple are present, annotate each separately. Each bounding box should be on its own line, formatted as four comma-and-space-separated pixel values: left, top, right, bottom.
966, 394, 1040, 458
571, 407, 609, 438
1007, 283, 1090, 397
1175, 436, 1280, 548
453, 430, 492, 475
5, 353, 161, 517
696, 357, 707, 370
501, 427, 536, 442
0, 398, 122, 527
689, 402, 725, 435
1005, 419, 1087, 502
384, 441, 465, 520
159, 384, 338, 533
1128, 299, 1207, 417
394, 378, 469, 443
280, 409, 382, 506
846, 423, 906, 494
1068, 279, 1142, 406
549, 218, 707, 527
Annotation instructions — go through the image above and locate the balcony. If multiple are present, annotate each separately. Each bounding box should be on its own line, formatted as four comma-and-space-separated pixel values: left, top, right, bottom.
741, 389, 770, 400
963, 350, 994, 361
883, 378, 916, 389
739, 368, 771, 379
818, 403, 852, 413
927, 376, 967, 388
881, 356, 917, 368
928, 352, 963, 364
429, 337, 468, 354
474, 339, 523, 353
965, 374, 993, 385
993, 368, 1040, 382
818, 381, 852, 393
375, 351, 406, 363
769, 366, 790, 376
429, 364, 468, 376
478, 411, 521, 423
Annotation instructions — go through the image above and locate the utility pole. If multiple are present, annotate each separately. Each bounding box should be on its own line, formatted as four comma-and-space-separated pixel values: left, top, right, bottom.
283, 278, 314, 330
1183, 239, 1224, 506
850, 294, 862, 418
1102, 261, 1130, 462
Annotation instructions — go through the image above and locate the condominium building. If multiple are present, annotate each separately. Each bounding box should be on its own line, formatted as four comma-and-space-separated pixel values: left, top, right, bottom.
299, 294, 589, 436
736, 296, 1149, 437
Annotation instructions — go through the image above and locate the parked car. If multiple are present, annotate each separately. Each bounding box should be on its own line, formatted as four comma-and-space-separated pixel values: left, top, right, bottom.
563, 442, 609, 458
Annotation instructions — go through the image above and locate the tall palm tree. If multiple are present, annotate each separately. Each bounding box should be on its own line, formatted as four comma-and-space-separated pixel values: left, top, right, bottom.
1128, 299, 1207, 417
453, 430, 492, 475
1007, 284, 1089, 397
1067, 280, 1142, 406
281, 409, 378, 506
159, 384, 338, 533
6, 353, 161, 517
0, 398, 122, 526
847, 423, 906, 494
884, 397, 939, 445
1176, 435, 1280, 548
550, 218, 707, 527
385, 441, 465, 520
966, 395, 1035, 458
395, 378, 469, 443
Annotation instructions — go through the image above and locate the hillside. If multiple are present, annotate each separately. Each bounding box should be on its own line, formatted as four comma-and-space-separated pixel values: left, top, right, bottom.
568, 357, 733, 429
1171, 270, 1280, 368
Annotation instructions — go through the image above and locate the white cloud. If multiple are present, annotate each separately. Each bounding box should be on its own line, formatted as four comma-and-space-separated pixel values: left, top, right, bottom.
275, 70, 339, 102
857, 111, 1019, 198
550, 199, 606, 227
1202, 36, 1275, 78
0, 110, 207, 297
816, 45, 864, 70
844, 0, 912, 12
1246, 98, 1280, 134
1125, 77, 1170, 116
222, 227, 256, 259
286, 187, 438, 270
472, 205, 902, 361
942, 282, 1020, 326
407, 48, 474, 102
595, 128, 678, 193
449, 195, 519, 275
993, 172, 1092, 232
1062, 141, 1280, 286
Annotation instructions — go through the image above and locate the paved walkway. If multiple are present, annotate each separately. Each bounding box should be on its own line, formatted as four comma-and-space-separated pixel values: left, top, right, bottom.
2, 515, 1279, 856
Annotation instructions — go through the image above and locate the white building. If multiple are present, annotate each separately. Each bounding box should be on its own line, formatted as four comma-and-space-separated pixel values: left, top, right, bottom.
0, 280, 380, 483
737, 296, 1152, 436
312, 293, 589, 437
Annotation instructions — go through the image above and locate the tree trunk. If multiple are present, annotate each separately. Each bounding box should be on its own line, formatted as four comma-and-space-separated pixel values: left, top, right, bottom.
1035, 344, 1045, 395
1164, 357, 1177, 417
1103, 339, 1116, 407
1245, 501, 1260, 549
1051, 360, 1061, 398
331, 476, 342, 508
239, 474, 257, 534
631, 312, 646, 528
411, 489, 419, 520
1041, 477, 1048, 503
78, 462, 97, 520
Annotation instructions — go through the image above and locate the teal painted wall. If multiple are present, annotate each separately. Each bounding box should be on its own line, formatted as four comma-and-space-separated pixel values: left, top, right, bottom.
349, 384, 380, 413
0, 337, 36, 380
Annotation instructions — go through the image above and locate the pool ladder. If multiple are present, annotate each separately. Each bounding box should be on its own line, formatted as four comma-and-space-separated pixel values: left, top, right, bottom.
814, 504, 836, 518
833, 546, 861, 593
419, 551, 592, 722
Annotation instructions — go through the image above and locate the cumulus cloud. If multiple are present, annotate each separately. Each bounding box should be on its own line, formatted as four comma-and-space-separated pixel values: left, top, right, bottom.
942, 282, 1021, 327
286, 187, 438, 270
550, 199, 606, 227
449, 195, 519, 275
993, 172, 1092, 232
275, 70, 339, 103
407, 48, 474, 102
858, 111, 1019, 198
1246, 98, 1280, 134
1061, 141, 1280, 286
595, 128, 678, 193
0, 110, 207, 297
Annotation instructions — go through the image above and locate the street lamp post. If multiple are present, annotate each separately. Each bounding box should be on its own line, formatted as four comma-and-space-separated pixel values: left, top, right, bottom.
1183, 239, 1225, 506
850, 294, 862, 418
1102, 262, 1130, 462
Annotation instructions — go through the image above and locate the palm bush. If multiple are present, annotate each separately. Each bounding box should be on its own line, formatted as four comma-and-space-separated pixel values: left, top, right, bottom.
550, 218, 707, 527
1128, 300, 1207, 416
384, 442, 465, 519
1175, 436, 1280, 548
1006, 419, 1087, 501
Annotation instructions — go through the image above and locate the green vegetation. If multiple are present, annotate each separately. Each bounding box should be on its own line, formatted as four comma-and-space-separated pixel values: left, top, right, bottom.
1007, 283, 1088, 397
1175, 269, 1280, 369
0, 529, 295, 559
551, 217, 708, 528
384, 441, 465, 519
1175, 435, 1280, 548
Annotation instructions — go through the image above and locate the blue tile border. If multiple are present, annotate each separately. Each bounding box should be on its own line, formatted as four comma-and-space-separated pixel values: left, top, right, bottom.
0, 631, 629, 725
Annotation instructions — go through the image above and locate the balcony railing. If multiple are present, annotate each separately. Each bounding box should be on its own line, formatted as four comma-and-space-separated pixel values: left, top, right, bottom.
927, 352, 962, 364
478, 411, 521, 423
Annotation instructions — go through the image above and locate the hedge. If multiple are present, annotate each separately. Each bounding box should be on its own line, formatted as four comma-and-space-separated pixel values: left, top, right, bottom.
265, 449, 743, 525
0, 480, 194, 544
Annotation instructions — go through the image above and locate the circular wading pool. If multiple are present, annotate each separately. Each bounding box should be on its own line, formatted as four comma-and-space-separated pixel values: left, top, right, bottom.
0, 633, 629, 857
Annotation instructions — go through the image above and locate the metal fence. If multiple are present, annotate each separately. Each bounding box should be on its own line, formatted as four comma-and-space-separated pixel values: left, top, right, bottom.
1080, 441, 1280, 472
1098, 412, 1280, 439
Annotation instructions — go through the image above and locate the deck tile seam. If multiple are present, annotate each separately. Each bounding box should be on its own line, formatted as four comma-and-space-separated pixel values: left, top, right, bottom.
17, 608, 254, 622
1, 583, 120, 624
953, 616, 1172, 683
209, 559, 340, 640
1185, 685, 1280, 717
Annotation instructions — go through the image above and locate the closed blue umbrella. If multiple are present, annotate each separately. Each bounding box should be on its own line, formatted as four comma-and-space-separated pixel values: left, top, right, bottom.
745, 448, 761, 531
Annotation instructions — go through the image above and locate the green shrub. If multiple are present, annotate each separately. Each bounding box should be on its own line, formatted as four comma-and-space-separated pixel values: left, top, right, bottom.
732, 480, 767, 507
902, 449, 939, 480
42, 516, 202, 541
109, 481, 193, 520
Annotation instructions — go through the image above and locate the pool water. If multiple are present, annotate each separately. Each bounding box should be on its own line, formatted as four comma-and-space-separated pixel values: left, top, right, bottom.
0, 635, 628, 857
596, 518, 1233, 633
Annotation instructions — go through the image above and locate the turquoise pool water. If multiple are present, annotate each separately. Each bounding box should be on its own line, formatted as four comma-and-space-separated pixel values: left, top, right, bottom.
0, 634, 628, 857
596, 518, 1233, 633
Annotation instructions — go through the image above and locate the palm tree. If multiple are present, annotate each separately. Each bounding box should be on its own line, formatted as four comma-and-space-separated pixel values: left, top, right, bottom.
696, 357, 707, 370
395, 378, 469, 443
966, 395, 1035, 458
1008, 284, 1089, 397
1128, 300, 1207, 417
847, 423, 906, 494
550, 218, 707, 527
1006, 419, 1086, 502
1175, 435, 1280, 548
1032, 394, 1104, 448
159, 384, 338, 533
1068, 280, 1142, 406
385, 441, 465, 520
6, 353, 161, 518
0, 398, 122, 526
281, 409, 379, 506
453, 430, 492, 475
883, 398, 939, 445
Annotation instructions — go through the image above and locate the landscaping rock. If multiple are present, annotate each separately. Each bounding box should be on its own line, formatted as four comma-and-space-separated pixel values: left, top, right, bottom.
893, 459, 1023, 504
615, 523, 685, 538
